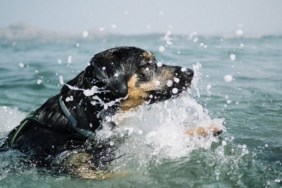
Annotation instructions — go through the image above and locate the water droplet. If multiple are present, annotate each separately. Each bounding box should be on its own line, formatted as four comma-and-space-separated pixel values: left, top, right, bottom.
193, 37, 198, 42
157, 62, 163, 67
166, 80, 173, 87
236, 29, 244, 36
173, 77, 180, 83
19, 62, 24, 68
224, 75, 233, 83
82, 31, 88, 38
57, 59, 62, 64
159, 46, 165, 52
105, 116, 112, 122
230, 54, 236, 61
59, 75, 64, 85
172, 88, 178, 94
66, 96, 74, 102
226, 99, 232, 104
67, 55, 72, 64
37, 79, 42, 85
181, 67, 187, 72
155, 80, 161, 86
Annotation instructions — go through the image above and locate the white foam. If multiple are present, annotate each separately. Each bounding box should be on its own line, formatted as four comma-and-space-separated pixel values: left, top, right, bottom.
164, 30, 173, 45
0, 106, 26, 135
103, 94, 225, 171
95, 62, 225, 171
192, 62, 202, 97
83, 86, 99, 96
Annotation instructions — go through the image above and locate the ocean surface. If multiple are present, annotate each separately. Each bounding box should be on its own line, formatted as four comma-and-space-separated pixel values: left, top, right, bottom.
0, 32, 281, 187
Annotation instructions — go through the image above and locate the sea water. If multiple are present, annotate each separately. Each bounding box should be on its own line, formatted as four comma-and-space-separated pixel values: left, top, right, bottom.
0, 32, 281, 187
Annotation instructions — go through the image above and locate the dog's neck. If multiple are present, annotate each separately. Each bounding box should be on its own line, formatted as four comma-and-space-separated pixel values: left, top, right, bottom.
59, 70, 120, 133
58, 95, 96, 138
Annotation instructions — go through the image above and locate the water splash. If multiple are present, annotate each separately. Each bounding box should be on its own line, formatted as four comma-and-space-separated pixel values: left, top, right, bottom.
105, 94, 225, 171
0, 106, 26, 136
94, 63, 226, 172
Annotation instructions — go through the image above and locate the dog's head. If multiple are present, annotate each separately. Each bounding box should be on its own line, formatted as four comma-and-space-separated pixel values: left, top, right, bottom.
87, 47, 194, 111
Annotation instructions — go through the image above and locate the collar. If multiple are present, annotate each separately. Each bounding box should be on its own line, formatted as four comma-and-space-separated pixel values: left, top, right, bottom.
58, 95, 95, 139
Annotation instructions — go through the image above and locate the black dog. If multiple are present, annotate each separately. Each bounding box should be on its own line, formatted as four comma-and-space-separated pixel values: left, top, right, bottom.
0, 47, 194, 178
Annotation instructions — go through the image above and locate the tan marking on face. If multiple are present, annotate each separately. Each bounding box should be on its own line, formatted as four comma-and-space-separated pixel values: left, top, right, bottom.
138, 80, 160, 91
159, 68, 173, 78
140, 67, 174, 90
121, 74, 149, 111
120, 67, 174, 111
143, 51, 154, 62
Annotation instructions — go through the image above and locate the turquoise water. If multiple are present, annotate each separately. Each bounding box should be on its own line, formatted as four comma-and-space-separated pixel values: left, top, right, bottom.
0, 33, 282, 187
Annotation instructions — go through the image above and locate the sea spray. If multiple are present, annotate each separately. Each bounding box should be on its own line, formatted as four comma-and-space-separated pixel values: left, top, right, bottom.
94, 63, 225, 172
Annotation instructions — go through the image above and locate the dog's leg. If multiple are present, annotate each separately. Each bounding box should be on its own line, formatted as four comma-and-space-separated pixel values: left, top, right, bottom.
59, 152, 127, 180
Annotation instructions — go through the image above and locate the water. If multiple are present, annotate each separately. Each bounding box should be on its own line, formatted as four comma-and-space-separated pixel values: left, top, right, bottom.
0, 32, 282, 187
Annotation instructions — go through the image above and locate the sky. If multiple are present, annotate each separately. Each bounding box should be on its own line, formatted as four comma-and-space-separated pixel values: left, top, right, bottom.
1, 0, 282, 36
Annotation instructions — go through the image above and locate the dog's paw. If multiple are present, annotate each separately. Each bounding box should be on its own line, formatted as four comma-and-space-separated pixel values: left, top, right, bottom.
185, 124, 223, 137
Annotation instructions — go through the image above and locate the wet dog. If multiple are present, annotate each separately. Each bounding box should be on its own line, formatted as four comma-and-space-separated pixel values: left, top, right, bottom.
0, 46, 218, 179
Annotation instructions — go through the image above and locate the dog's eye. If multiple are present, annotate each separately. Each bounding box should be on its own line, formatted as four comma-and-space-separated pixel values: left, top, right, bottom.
138, 69, 152, 82
139, 63, 157, 72
140, 60, 156, 68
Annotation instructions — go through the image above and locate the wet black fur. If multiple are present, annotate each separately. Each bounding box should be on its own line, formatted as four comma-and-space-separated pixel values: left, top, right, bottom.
0, 47, 194, 171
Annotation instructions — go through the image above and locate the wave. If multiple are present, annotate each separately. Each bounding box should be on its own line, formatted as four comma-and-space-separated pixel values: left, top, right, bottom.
0, 23, 109, 41
1, 23, 281, 41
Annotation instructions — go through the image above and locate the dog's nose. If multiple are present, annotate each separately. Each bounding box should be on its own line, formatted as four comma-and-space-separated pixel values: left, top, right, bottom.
181, 67, 194, 78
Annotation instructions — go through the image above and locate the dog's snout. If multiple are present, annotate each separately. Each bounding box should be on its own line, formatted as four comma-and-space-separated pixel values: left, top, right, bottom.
185, 68, 194, 77
180, 67, 194, 78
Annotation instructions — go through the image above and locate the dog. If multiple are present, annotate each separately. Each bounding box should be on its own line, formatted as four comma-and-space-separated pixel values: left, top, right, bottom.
0, 46, 221, 179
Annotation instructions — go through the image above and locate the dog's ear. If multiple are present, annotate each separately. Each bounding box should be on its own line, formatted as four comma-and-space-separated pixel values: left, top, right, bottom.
88, 58, 129, 98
